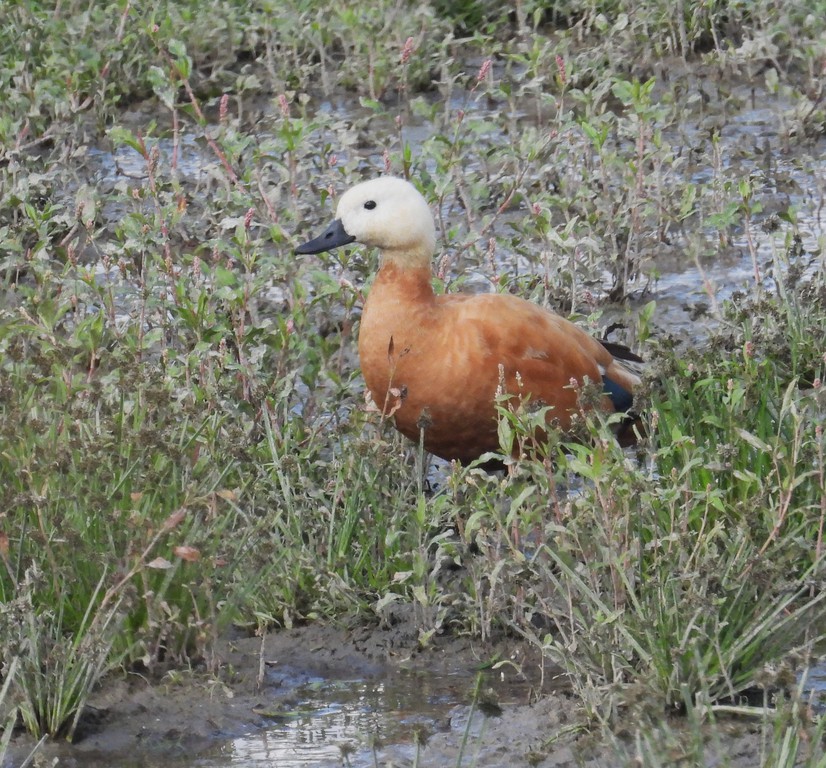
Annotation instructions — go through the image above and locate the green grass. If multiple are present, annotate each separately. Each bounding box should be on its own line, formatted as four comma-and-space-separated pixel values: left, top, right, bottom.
1, 0, 825, 757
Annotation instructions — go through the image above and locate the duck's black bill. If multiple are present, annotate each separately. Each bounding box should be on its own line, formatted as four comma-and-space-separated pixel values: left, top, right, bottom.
295, 219, 356, 255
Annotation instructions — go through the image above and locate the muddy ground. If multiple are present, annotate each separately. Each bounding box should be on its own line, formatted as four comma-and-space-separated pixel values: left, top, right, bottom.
8, 611, 767, 768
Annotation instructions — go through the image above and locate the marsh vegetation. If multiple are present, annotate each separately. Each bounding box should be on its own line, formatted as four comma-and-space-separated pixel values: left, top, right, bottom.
1, 0, 826, 765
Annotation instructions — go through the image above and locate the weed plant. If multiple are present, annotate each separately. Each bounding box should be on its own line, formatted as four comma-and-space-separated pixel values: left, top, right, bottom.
1, 0, 825, 758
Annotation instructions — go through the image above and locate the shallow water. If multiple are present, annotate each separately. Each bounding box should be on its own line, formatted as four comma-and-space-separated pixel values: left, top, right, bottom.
200, 672, 503, 768
83, 78, 826, 347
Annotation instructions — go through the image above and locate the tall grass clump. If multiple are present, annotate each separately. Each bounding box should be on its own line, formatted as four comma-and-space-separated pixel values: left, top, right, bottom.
0, 568, 123, 741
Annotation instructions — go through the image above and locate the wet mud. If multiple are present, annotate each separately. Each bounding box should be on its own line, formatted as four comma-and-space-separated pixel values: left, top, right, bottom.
7, 615, 773, 768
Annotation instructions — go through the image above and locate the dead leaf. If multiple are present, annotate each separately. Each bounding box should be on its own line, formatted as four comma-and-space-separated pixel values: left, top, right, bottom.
162, 508, 187, 531
364, 390, 381, 413
173, 545, 201, 562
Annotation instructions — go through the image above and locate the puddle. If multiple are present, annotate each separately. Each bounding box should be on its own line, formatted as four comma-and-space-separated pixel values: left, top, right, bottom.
203, 671, 498, 768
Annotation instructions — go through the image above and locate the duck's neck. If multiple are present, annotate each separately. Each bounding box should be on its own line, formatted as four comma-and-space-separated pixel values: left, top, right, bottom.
371, 259, 435, 304
378, 242, 433, 271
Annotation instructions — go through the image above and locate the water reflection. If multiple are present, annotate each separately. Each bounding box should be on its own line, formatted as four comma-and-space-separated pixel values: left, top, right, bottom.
197, 671, 521, 768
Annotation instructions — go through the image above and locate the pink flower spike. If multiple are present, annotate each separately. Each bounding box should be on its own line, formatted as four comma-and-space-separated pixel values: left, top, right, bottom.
219, 94, 229, 122
243, 207, 255, 229
278, 93, 290, 118
555, 54, 567, 85
401, 36, 415, 65
476, 59, 492, 83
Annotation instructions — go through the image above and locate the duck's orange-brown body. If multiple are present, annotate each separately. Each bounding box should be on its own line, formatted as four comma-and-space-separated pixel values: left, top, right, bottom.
358, 264, 636, 462
296, 176, 642, 463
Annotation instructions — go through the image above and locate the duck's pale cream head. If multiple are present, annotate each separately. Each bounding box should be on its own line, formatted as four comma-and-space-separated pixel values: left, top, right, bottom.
296, 177, 436, 267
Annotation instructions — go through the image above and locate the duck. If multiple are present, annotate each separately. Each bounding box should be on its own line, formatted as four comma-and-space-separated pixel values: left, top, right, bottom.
296, 176, 642, 464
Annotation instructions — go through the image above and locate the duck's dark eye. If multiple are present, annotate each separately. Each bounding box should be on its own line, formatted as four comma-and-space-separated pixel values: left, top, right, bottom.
364, 200, 376, 210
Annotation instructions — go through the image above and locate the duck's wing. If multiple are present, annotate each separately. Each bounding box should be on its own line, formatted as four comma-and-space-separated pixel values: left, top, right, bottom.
442, 293, 641, 415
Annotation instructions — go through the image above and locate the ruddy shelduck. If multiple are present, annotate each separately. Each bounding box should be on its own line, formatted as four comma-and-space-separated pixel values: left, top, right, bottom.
296, 177, 642, 463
